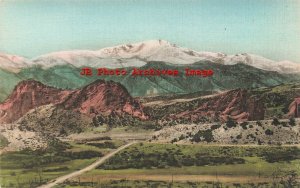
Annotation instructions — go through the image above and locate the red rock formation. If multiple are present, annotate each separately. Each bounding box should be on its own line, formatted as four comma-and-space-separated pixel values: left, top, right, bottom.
0, 80, 72, 123
169, 89, 265, 122
287, 97, 300, 118
61, 80, 147, 119
0, 80, 147, 123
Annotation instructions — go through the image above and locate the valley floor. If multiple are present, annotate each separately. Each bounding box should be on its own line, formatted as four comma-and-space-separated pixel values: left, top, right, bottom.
1, 125, 300, 188
60, 142, 299, 187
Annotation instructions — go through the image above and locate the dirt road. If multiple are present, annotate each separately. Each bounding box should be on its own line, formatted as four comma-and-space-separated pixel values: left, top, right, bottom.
37, 141, 136, 188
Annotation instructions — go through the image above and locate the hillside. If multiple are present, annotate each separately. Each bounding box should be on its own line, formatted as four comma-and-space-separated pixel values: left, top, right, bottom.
144, 83, 300, 125
151, 118, 300, 145
0, 79, 146, 124
0, 61, 299, 103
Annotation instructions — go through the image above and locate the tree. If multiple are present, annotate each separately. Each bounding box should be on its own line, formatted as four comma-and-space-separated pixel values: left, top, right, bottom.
179, 134, 185, 140
226, 117, 237, 128
192, 130, 214, 142
272, 118, 280, 126
241, 122, 248, 130
289, 118, 296, 127
265, 129, 273, 135
256, 121, 262, 127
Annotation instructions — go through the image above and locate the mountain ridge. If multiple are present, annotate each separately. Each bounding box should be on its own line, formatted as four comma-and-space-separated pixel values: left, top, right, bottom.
1, 40, 300, 74
0, 61, 299, 103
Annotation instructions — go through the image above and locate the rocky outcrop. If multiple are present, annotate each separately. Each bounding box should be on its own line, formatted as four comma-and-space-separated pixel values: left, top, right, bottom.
61, 80, 147, 119
0, 80, 72, 123
287, 97, 300, 118
165, 89, 265, 123
0, 80, 147, 123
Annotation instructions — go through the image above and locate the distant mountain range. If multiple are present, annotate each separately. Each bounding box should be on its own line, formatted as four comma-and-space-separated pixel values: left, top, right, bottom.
1, 40, 300, 102
2, 40, 300, 73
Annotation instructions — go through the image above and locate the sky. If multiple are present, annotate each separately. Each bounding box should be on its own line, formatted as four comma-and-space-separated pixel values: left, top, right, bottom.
0, 0, 300, 63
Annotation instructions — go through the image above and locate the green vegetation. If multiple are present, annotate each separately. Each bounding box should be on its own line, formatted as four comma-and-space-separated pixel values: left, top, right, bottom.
87, 141, 117, 149
256, 121, 262, 127
191, 129, 214, 142
145, 83, 300, 126
253, 83, 300, 118
99, 142, 243, 170
94, 114, 161, 130
60, 179, 300, 188
86, 140, 125, 149
2, 62, 299, 103
272, 118, 281, 126
0, 133, 9, 148
265, 129, 274, 136
289, 117, 296, 126
99, 143, 300, 170
225, 118, 237, 128
60, 143, 300, 187
240, 122, 248, 130
0, 139, 110, 188
74, 136, 112, 143
211, 124, 221, 130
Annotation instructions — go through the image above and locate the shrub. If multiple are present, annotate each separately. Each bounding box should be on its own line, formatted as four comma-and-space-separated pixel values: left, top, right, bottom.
246, 134, 256, 140
59, 127, 67, 136
171, 138, 178, 143
272, 118, 280, 126
265, 129, 273, 135
62, 150, 103, 159
87, 141, 117, 149
43, 166, 69, 172
256, 121, 262, 127
0, 134, 9, 148
179, 134, 185, 140
226, 118, 237, 128
261, 147, 300, 163
281, 122, 288, 127
289, 118, 296, 127
211, 124, 221, 130
240, 122, 248, 130
192, 129, 214, 143
258, 139, 263, 145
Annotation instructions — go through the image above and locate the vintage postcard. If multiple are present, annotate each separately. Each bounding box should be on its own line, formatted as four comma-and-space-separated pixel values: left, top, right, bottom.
0, 0, 300, 187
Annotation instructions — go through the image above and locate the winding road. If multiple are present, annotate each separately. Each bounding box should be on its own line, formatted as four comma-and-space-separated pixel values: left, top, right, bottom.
37, 141, 137, 188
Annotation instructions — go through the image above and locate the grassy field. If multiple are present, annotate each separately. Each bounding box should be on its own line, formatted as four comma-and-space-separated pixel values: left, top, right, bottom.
63, 143, 300, 187
1, 141, 300, 187
98, 143, 300, 170
0, 138, 123, 188
57, 179, 295, 188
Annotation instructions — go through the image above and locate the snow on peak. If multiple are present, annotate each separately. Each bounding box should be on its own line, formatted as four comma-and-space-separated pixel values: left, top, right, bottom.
1, 40, 300, 74
98, 39, 174, 58
0, 53, 33, 73
223, 53, 300, 74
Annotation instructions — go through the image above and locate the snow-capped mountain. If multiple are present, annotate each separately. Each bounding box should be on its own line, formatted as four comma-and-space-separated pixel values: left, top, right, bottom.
0, 53, 33, 73
222, 54, 300, 74
1, 40, 300, 74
